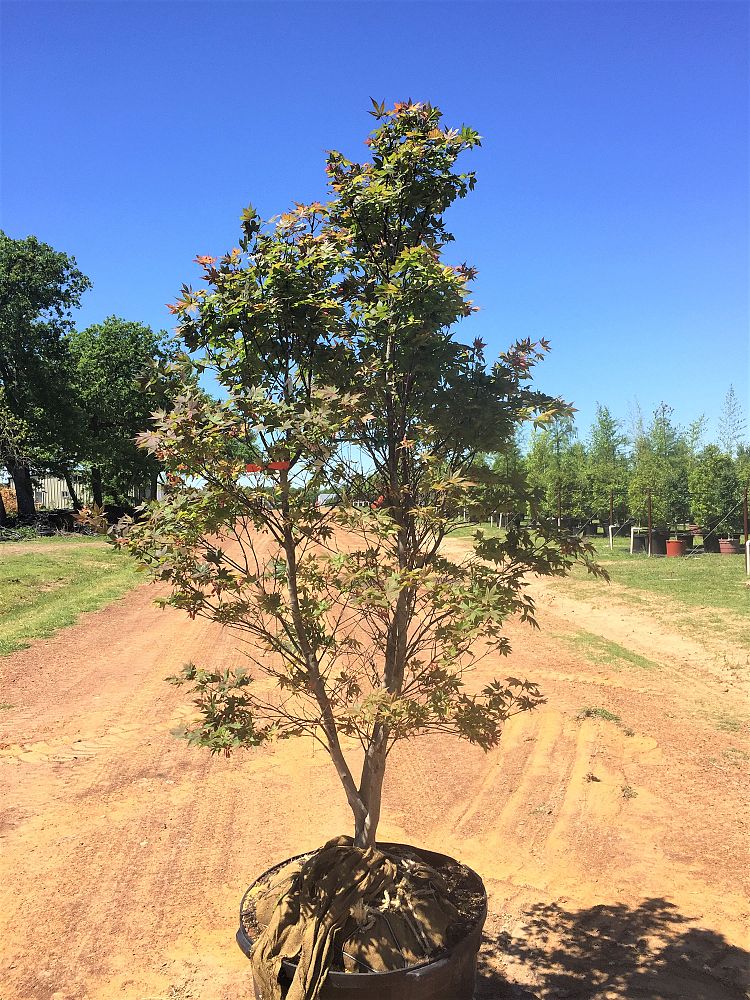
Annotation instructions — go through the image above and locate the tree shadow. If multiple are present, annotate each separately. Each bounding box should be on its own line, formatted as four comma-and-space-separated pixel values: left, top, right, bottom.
475, 898, 748, 999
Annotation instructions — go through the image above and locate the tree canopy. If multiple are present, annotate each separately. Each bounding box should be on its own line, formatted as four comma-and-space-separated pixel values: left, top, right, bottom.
688, 445, 741, 533
0, 231, 90, 516
119, 101, 603, 849
525, 416, 588, 521
586, 404, 629, 523
718, 385, 746, 459
628, 403, 690, 528
68, 316, 177, 505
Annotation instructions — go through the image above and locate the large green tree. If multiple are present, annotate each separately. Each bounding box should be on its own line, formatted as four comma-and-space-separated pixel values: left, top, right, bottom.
0, 232, 90, 517
525, 416, 588, 521
68, 316, 177, 507
481, 430, 529, 520
119, 101, 602, 870
718, 385, 747, 459
628, 403, 689, 528
688, 445, 741, 535
586, 404, 629, 524
736, 444, 750, 493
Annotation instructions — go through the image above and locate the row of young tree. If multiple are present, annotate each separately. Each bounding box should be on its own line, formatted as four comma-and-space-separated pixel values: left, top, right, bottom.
499, 397, 749, 533
2, 228, 747, 538
0, 231, 177, 521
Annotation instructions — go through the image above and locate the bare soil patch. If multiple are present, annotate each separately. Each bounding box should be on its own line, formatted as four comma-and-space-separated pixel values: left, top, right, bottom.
1, 548, 747, 999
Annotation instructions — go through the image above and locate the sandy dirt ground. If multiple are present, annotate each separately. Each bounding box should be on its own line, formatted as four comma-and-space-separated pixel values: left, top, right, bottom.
1, 539, 748, 1000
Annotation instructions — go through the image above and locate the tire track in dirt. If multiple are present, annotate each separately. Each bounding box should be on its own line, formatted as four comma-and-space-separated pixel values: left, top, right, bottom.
378, 592, 748, 998
529, 575, 750, 701
0, 582, 354, 1000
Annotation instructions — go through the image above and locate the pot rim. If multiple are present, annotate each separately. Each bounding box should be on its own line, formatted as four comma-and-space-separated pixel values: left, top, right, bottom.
236, 841, 488, 982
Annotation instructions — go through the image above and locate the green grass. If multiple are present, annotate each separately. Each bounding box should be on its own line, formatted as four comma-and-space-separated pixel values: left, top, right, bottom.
577, 706, 622, 724
570, 536, 748, 615
2, 532, 103, 546
551, 535, 749, 650
451, 525, 749, 647
447, 521, 505, 539
0, 536, 141, 655
556, 628, 659, 671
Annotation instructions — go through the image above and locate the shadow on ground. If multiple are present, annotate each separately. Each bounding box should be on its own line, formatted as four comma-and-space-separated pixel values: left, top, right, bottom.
474, 898, 748, 1000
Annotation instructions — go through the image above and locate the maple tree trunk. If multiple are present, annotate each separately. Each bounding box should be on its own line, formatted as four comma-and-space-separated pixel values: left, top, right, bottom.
351, 493, 414, 848
355, 728, 388, 848
278, 495, 369, 842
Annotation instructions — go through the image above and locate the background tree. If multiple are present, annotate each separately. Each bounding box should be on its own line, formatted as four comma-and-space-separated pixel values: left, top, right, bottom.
68, 317, 177, 507
628, 403, 689, 528
688, 444, 741, 535
0, 390, 30, 525
525, 416, 588, 522
586, 404, 629, 524
717, 385, 746, 458
462, 432, 529, 524
485, 430, 528, 519
735, 443, 750, 494
735, 444, 750, 544
684, 414, 707, 461
0, 232, 90, 517
120, 102, 603, 863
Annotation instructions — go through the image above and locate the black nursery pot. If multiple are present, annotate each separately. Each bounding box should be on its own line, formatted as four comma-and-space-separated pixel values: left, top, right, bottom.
236, 843, 488, 1000
650, 529, 668, 555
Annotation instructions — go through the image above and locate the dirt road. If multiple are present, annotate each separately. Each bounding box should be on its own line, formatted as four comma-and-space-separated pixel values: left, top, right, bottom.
1, 544, 748, 1000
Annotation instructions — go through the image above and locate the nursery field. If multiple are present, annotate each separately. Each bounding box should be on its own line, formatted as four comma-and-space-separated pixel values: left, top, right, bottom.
558, 536, 750, 650
455, 526, 750, 652
0, 535, 748, 1000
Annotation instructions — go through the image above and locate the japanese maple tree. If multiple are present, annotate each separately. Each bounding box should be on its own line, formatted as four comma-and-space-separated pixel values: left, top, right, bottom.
121, 101, 602, 848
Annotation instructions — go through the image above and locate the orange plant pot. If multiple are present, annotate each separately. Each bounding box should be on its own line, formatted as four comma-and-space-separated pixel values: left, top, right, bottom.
666, 539, 686, 557
719, 539, 741, 555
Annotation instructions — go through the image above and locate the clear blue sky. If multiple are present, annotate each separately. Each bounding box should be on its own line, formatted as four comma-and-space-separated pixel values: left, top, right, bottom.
2, 1, 747, 443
